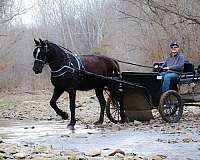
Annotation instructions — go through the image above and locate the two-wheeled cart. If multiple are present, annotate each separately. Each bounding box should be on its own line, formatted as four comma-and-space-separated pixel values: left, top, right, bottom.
105, 62, 200, 123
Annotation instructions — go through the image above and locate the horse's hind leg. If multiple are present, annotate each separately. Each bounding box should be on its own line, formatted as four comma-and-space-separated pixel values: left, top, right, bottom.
94, 88, 106, 125
50, 87, 68, 120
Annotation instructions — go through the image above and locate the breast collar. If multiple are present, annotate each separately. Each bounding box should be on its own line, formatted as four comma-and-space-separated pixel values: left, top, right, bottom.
50, 52, 85, 78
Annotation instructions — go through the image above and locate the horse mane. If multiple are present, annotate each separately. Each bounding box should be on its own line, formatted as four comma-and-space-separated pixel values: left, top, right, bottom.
47, 41, 64, 54
47, 41, 74, 58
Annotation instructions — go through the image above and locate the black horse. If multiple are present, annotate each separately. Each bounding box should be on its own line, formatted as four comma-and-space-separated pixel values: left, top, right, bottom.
32, 38, 125, 129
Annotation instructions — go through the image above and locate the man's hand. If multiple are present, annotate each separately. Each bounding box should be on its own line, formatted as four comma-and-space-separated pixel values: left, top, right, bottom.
154, 65, 159, 68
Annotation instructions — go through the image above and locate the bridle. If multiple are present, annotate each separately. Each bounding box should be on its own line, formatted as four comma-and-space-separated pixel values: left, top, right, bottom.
34, 44, 70, 65
34, 44, 48, 64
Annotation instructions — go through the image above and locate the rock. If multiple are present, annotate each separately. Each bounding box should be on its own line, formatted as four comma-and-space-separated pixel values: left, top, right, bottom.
76, 105, 82, 108
148, 155, 166, 160
31, 155, 52, 160
90, 96, 96, 99
108, 149, 125, 156
182, 136, 192, 143
61, 134, 70, 138
0, 143, 19, 155
102, 148, 111, 151
167, 139, 178, 144
62, 149, 84, 157
0, 153, 5, 158
0, 137, 3, 143
13, 152, 28, 159
158, 155, 167, 159
126, 152, 137, 156
176, 127, 182, 131
33, 145, 51, 154
134, 120, 143, 126
47, 117, 54, 121
114, 153, 125, 158
85, 149, 101, 157
0, 152, 12, 159
75, 155, 88, 160
124, 156, 144, 160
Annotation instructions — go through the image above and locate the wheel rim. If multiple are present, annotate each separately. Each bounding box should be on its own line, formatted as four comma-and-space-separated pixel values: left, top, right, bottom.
163, 93, 180, 116
159, 90, 183, 123
110, 99, 121, 122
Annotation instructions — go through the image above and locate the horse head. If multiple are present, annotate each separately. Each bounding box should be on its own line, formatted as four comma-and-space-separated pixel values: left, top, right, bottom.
32, 38, 49, 74
33, 38, 69, 74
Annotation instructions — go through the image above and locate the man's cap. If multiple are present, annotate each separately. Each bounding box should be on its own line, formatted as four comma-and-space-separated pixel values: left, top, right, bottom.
170, 42, 179, 48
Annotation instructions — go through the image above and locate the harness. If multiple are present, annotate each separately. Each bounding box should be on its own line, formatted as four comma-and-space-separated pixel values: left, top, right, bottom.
34, 46, 48, 64
34, 44, 85, 78
51, 53, 85, 78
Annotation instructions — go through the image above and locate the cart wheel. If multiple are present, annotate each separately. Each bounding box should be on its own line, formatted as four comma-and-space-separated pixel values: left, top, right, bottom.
106, 96, 122, 124
159, 90, 183, 123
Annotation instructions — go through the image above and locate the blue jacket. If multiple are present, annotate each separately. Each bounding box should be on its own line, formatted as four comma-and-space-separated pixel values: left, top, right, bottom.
163, 52, 185, 72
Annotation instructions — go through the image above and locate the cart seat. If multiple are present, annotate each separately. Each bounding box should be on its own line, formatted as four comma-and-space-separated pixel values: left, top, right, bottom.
182, 63, 194, 74
180, 63, 194, 80
170, 63, 194, 89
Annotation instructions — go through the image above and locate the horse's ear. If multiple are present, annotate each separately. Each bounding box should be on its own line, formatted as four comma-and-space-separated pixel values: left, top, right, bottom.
39, 38, 45, 46
34, 38, 40, 46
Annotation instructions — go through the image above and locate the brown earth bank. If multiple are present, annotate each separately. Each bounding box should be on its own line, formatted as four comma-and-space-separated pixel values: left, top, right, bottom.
0, 90, 200, 160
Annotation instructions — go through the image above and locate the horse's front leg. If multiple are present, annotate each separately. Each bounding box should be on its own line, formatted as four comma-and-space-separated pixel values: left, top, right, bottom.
67, 91, 76, 130
50, 88, 68, 120
94, 88, 106, 125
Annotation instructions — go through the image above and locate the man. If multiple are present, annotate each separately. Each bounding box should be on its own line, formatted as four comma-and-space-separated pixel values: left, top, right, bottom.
160, 42, 185, 92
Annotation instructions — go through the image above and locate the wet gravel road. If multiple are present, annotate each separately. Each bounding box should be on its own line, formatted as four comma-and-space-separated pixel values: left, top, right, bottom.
0, 90, 200, 159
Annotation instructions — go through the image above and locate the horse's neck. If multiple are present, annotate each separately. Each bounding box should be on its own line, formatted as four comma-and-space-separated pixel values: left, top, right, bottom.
48, 53, 69, 71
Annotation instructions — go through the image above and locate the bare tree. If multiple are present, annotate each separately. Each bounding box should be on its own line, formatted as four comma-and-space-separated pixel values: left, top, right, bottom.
118, 0, 200, 63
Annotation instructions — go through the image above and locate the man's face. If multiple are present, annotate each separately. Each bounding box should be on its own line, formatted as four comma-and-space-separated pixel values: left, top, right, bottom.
170, 46, 179, 56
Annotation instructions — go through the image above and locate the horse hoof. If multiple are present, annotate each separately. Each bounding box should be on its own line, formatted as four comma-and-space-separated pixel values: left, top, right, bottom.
93, 120, 103, 125
61, 112, 68, 120
67, 124, 75, 130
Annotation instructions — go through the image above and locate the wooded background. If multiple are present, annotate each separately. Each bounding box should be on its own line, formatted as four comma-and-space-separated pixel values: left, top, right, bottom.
0, 0, 200, 91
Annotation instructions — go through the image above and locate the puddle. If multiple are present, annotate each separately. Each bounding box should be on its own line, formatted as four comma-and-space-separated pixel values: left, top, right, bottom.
0, 120, 199, 159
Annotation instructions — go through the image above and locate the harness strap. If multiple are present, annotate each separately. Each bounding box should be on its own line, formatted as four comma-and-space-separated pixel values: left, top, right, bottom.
75, 54, 85, 71
50, 65, 77, 77
34, 58, 46, 64
50, 54, 85, 78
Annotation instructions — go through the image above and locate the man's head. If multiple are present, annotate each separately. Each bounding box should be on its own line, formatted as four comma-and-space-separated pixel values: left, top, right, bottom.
170, 42, 179, 56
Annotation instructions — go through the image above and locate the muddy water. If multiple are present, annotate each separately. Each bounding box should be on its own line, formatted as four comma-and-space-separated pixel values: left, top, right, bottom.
0, 120, 199, 160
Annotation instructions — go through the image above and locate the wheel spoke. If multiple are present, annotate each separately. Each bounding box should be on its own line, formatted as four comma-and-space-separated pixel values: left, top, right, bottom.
113, 110, 117, 118
111, 110, 117, 115
117, 108, 120, 121
159, 90, 183, 123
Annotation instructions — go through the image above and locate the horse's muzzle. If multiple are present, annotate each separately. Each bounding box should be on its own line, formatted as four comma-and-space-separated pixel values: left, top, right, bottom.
33, 67, 42, 74
33, 61, 44, 74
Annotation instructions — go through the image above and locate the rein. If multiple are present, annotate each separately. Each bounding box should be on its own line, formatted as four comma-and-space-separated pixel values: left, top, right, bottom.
34, 42, 154, 78
114, 59, 154, 69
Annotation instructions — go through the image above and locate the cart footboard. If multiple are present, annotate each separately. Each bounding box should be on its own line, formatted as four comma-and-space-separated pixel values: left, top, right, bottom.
123, 86, 154, 122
